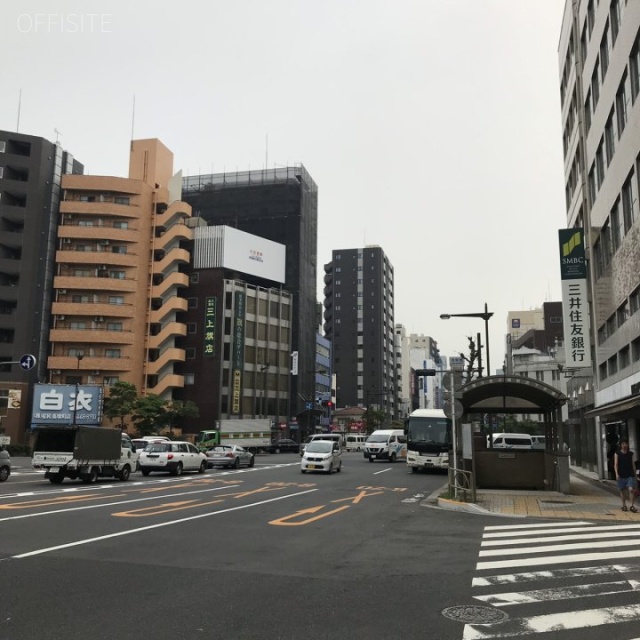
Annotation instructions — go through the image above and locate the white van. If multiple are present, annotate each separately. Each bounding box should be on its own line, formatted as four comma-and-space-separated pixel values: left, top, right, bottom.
345, 434, 367, 451
364, 429, 407, 462
489, 433, 533, 450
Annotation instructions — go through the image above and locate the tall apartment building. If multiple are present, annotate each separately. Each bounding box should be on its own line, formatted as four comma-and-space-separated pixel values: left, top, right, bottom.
182, 166, 318, 423
323, 246, 396, 420
0, 131, 83, 444
559, 0, 640, 475
48, 139, 193, 400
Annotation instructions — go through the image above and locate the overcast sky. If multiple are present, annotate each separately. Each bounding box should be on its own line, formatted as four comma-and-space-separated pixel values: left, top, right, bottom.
0, 0, 567, 372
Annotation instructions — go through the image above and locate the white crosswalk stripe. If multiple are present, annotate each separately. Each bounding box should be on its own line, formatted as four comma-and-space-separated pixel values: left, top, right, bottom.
465, 521, 640, 639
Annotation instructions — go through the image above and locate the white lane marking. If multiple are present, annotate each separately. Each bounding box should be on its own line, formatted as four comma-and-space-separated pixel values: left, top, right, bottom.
374, 468, 392, 475
13, 488, 318, 558
0, 484, 242, 523
479, 537, 640, 558
472, 563, 640, 587
474, 579, 640, 606
484, 524, 640, 539
477, 549, 640, 571
484, 521, 591, 531
482, 530, 640, 547
463, 603, 640, 639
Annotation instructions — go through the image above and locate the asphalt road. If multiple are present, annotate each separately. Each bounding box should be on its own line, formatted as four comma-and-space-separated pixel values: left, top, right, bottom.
4, 453, 638, 640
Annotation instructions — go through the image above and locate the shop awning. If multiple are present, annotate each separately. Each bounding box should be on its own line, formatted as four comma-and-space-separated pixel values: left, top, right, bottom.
584, 395, 640, 418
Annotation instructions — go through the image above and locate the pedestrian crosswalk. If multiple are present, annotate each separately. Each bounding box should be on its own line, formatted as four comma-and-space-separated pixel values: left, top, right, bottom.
464, 521, 640, 639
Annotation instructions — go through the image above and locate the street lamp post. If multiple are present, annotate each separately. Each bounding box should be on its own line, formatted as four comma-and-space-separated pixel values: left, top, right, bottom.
260, 363, 270, 418
440, 302, 494, 376
72, 353, 84, 425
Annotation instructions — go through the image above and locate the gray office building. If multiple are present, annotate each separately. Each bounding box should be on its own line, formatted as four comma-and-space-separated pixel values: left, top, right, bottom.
0, 131, 82, 443
323, 246, 396, 421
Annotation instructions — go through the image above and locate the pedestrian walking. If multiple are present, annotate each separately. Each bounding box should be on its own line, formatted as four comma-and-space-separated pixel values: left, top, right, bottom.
615, 440, 638, 513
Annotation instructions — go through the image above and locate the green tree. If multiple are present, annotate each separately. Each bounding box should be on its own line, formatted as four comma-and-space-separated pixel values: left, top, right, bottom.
103, 382, 138, 432
132, 394, 168, 436
164, 400, 200, 436
364, 407, 385, 434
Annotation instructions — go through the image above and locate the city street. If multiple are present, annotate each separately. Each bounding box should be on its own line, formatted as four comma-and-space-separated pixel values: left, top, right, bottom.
3, 453, 640, 639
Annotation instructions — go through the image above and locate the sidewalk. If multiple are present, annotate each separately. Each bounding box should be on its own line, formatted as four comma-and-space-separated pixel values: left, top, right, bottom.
432, 466, 640, 522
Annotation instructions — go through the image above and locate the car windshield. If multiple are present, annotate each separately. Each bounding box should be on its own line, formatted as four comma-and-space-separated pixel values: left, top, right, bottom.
306, 442, 333, 453
146, 443, 170, 453
366, 434, 390, 443
209, 446, 231, 454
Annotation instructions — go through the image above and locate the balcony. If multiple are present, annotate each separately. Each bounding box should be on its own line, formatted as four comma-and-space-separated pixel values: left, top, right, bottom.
148, 322, 187, 349
155, 201, 191, 229
151, 272, 189, 299
146, 348, 185, 375
148, 373, 185, 397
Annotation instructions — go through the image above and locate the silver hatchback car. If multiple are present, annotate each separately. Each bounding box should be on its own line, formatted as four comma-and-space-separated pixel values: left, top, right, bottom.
301, 440, 342, 474
206, 445, 255, 469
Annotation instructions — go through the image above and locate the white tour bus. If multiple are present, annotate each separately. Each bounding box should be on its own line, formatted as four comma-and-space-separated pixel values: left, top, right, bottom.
405, 408, 451, 472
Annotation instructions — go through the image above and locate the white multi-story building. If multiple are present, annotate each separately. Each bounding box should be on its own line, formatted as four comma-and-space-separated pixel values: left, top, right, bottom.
559, 1, 640, 476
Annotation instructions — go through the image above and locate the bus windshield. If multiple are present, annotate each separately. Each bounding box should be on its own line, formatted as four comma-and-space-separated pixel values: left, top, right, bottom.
407, 415, 450, 453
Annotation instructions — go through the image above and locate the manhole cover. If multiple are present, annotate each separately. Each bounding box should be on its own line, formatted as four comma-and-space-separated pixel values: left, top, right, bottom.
442, 605, 509, 624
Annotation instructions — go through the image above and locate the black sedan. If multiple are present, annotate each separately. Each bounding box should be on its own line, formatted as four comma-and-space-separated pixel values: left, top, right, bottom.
266, 439, 300, 454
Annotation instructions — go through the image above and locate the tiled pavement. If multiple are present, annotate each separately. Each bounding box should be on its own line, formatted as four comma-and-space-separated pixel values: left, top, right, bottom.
435, 466, 640, 522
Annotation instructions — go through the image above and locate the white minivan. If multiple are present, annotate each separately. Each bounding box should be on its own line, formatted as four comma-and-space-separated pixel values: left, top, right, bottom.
345, 434, 367, 451
489, 433, 533, 450
364, 429, 407, 462
300, 433, 343, 456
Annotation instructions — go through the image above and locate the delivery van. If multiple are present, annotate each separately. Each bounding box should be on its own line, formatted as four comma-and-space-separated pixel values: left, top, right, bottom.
364, 429, 407, 462
489, 433, 533, 450
345, 434, 367, 451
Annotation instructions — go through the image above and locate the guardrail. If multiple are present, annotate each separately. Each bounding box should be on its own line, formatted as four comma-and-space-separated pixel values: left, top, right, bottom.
448, 466, 476, 503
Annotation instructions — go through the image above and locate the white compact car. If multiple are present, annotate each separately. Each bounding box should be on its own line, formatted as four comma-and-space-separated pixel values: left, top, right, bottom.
139, 441, 207, 476
301, 440, 342, 474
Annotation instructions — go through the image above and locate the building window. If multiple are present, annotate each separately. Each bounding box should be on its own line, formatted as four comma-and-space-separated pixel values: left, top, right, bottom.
106, 322, 122, 331
113, 221, 128, 230
632, 336, 640, 362
620, 345, 631, 370
188, 298, 198, 309
186, 348, 196, 359
587, 0, 595, 37
585, 91, 592, 131
616, 73, 629, 135
608, 355, 618, 376
611, 199, 623, 250
187, 323, 197, 334
599, 362, 608, 381
552, 370, 561, 381
108, 296, 124, 305
600, 24, 611, 79
622, 170, 638, 233
631, 286, 640, 314
0, 141, 5, 153
105, 349, 121, 359
631, 32, 640, 102
588, 164, 596, 203
114, 196, 130, 205
535, 371, 545, 382
596, 140, 605, 188
605, 111, 616, 165
109, 270, 125, 279
184, 373, 195, 385
617, 300, 629, 326
601, 220, 612, 268
592, 60, 600, 108
610, 0, 621, 45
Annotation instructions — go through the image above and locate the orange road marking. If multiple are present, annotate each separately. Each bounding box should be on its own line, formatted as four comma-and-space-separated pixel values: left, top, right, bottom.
269, 505, 350, 526
0, 494, 125, 510
332, 489, 385, 504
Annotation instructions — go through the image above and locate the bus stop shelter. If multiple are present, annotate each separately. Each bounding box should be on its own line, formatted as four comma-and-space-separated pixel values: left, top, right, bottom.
457, 374, 569, 492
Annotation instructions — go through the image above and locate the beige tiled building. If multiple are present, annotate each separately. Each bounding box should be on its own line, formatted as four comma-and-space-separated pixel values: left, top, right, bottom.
47, 139, 192, 399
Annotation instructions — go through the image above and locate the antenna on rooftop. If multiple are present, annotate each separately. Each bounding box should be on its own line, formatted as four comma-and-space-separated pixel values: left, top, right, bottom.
54, 128, 62, 144
16, 89, 22, 132
265, 134, 269, 170
131, 95, 136, 141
